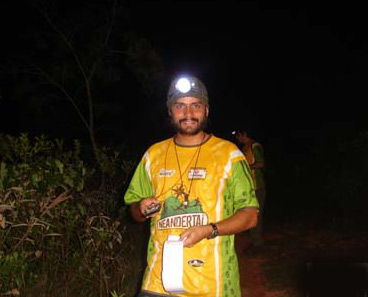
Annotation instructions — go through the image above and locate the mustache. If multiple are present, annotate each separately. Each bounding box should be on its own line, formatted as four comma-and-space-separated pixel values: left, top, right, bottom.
179, 118, 199, 124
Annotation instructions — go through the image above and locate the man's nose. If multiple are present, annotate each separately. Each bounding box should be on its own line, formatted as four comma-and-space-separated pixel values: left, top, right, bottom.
184, 106, 194, 117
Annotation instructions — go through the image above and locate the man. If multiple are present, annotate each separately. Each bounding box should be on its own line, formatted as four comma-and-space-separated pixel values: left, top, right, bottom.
233, 129, 266, 246
124, 75, 259, 297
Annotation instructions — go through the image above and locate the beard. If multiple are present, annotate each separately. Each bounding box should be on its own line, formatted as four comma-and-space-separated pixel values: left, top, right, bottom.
171, 115, 208, 135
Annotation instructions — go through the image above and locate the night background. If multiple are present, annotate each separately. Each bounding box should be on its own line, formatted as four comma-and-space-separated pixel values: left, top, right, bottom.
2, 0, 368, 143
2, 0, 368, 212
0, 0, 367, 296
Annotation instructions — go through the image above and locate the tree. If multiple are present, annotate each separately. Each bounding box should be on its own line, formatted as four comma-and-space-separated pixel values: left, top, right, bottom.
1, 0, 164, 172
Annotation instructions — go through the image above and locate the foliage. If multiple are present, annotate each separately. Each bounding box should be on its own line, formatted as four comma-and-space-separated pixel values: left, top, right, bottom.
0, 133, 86, 193
110, 290, 126, 297
0, 133, 144, 297
1, 0, 165, 167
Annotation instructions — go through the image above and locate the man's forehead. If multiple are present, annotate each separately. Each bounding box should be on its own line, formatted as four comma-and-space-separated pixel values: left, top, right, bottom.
174, 97, 203, 104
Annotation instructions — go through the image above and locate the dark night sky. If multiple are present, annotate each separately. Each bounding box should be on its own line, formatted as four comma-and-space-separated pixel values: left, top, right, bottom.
129, 1, 368, 144
1, 0, 368, 153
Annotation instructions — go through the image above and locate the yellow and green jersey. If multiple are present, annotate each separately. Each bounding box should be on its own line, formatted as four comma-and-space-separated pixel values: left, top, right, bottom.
124, 135, 258, 297
241, 141, 265, 190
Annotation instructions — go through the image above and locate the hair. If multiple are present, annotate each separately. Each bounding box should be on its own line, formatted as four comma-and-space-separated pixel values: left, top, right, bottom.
234, 129, 251, 137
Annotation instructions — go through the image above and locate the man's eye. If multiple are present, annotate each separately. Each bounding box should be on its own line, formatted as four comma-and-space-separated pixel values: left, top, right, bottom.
193, 104, 201, 109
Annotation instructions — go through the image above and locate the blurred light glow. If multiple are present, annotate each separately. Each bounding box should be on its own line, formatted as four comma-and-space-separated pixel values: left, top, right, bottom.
175, 78, 191, 93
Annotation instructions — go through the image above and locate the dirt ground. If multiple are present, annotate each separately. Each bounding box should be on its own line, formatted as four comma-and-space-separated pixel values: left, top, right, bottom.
234, 215, 368, 297
235, 230, 286, 297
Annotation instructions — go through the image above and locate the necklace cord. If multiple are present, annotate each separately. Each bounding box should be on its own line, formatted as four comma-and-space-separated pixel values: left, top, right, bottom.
174, 133, 206, 202
154, 134, 207, 201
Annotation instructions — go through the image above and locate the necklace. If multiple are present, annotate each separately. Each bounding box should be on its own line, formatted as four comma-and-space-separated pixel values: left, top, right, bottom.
154, 134, 208, 202
173, 133, 206, 207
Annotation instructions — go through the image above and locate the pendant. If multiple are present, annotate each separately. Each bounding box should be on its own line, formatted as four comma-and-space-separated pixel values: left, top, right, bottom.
184, 194, 189, 207
172, 183, 189, 209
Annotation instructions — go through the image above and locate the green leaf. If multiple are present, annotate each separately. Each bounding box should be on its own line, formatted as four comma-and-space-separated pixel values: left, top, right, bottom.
0, 162, 7, 179
55, 159, 64, 174
44, 233, 63, 237
31, 174, 41, 187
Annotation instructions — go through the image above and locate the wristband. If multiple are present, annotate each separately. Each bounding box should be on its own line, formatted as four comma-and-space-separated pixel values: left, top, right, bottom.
207, 223, 219, 239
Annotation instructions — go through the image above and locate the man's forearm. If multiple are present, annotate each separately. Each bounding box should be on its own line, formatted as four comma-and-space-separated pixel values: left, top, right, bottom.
180, 207, 259, 247
216, 208, 258, 236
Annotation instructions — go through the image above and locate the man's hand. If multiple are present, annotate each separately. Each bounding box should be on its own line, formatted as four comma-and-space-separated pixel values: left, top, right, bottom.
130, 197, 160, 222
180, 225, 212, 248
139, 197, 160, 218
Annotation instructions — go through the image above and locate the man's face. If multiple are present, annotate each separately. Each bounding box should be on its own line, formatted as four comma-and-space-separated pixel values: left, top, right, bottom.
169, 97, 209, 135
236, 132, 249, 144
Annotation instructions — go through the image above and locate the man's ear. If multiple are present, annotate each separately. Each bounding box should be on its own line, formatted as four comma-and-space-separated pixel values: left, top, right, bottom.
205, 106, 209, 117
168, 108, 172, 116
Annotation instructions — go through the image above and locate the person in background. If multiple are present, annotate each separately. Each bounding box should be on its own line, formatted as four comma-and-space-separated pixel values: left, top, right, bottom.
124, 75, 259, 297
233, 129, 266, 247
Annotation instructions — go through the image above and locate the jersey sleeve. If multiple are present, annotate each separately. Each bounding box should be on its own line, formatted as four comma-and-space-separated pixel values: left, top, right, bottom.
229, 160, 259, 211
124, 158, 154, 205
252, 143, 265, 164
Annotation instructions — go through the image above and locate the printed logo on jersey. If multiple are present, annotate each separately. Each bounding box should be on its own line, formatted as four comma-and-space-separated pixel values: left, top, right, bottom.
188, 259, 204, 268
158, 169, 175, 177
157, 212, 208, 230
157, 184, 209, 230
188, 167, 206, 180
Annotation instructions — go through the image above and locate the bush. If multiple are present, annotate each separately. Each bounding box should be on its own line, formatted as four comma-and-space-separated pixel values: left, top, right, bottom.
0, 134, 143, 297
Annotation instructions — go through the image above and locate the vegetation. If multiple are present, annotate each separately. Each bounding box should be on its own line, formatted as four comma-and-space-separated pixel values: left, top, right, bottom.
0, 133, 145, 297
2, 129, 367, 296
0, 0, 165, 167
0, 2, 163, 296
1, 2, 367, 296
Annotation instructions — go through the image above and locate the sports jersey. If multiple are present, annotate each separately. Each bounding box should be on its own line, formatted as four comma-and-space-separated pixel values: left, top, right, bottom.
124, 135, 258, 297
241, 141, 265, 190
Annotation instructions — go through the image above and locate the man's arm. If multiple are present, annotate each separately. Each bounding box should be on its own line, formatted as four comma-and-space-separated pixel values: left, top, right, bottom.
180, 208, 258, 247
250, 143, 265, 170
180, 157, 258, 247
250, 162, 264, 170
216, 207, 258, 235
124, 157, 156, 222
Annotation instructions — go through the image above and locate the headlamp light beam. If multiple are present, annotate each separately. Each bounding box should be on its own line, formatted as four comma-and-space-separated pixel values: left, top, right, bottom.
175, 78, 192, 93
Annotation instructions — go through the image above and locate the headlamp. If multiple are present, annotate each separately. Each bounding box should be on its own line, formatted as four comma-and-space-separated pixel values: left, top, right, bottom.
175, 77, 192, 93
167, 75, 208, 108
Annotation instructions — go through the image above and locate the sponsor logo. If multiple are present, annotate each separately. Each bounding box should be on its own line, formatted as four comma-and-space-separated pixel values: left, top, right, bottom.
188, 259, 204, 267
157, 213, 208, 230
188, 168, 206, 179
159, 169, 175, 177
